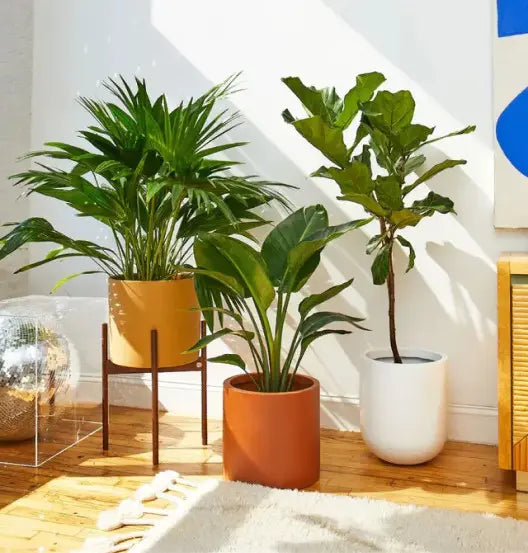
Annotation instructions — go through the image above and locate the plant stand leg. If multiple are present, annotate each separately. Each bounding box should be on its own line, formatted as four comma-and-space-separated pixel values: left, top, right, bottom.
102, 323, 109, 451
200, 321, 208, 446
151, 329, 159, 465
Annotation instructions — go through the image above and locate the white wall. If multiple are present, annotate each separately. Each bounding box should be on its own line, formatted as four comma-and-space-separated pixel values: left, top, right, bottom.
26, 0, 528, 442
0, 0, 33, 298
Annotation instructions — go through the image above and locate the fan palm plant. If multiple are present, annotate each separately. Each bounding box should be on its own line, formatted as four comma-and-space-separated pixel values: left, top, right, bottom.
184, 205, 368, 393
0, 74, 291, 289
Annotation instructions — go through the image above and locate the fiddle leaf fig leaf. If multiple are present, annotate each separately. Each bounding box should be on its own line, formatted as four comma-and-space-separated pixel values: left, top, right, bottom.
402, 154, 426, 176
402, 159, 466, 195
282, 77, 342, 125
394, 124, 434, 152
292, 116, 348, 167
412, 124, 476, 151
389, 209, 422, 229
329, 161, 374, 195
371, 244, 390, 285
411, 191, 455, 217
396, 235, 415, 272
338, 192, 389, 218
366, 233, 383, 254
375, 176, 403, 210
363, 90, 415, 134
281, 108, 295, 124
352, 144, 371, 167
351, 120, 370, 151
335, 71, 386, 129
310, 166, 333, 179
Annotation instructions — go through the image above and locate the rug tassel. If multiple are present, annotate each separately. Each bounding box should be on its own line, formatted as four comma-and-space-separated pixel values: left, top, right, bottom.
77, 473, 206, 553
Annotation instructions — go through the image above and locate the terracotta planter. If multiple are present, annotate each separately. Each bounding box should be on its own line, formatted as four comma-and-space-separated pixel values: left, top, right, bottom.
108, 277, 200, 368
223, 373, 320, 489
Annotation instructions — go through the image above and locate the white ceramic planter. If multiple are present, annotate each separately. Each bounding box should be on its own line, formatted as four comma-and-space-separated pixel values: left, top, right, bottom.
360, 349, 447, 465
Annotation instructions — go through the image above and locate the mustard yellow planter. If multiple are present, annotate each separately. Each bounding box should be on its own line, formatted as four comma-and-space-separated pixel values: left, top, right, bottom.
108, 277, 200, 368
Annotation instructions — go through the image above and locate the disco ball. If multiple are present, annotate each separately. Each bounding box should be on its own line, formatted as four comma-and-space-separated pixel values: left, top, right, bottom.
0, 316, 71, 441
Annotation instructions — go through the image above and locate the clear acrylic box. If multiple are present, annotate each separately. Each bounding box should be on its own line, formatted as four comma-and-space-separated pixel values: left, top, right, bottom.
0, 297, 102, 466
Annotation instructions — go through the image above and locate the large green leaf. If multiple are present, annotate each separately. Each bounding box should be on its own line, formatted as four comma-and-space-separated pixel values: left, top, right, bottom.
335, 72, 386, 129
194, 234, 275, 313
174, 266, 245, 297
364, 90, 415, 134
411, 125, 476, 151
396, 235, 415, 272
338, 192, 389, 218
394, 124, 434, 152
375, 176, 403, 210
389, 209, 422, 229
283, 219, 367, 292
402, 159, 466, 195
411, 191, 455, 216
282, 77, 341, 125
371, 245, 390, 285
292, 116, 348, 167
298, 278, 354, 319
402, 154, 426, 176
261, 205, 328, 287
328, 162, 374, 195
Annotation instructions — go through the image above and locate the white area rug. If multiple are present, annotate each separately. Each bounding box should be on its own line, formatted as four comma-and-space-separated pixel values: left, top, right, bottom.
80, 472, 528, 553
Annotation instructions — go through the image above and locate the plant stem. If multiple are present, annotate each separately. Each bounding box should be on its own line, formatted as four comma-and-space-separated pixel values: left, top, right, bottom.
387, 240, 402, 364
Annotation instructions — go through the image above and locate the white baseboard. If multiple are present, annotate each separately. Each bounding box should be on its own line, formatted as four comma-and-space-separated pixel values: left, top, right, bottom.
78, 375, 498, 446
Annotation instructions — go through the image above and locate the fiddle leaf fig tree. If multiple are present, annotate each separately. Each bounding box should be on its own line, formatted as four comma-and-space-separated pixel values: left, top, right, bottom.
282, 72, 475, 363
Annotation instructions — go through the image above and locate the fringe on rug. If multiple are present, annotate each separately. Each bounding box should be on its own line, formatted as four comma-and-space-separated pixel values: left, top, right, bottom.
72, 470, 208, 553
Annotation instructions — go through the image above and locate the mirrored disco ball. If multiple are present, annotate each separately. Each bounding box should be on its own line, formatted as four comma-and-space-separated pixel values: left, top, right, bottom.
0, 316, 71, 441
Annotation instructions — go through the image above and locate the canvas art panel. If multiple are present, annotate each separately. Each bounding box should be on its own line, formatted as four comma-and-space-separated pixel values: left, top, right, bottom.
494, 0, 528, 227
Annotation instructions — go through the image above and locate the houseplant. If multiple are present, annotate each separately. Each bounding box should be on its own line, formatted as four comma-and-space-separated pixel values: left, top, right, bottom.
185, 205, 367, 488
0, 75, 290, 368
282, 73, 475, 464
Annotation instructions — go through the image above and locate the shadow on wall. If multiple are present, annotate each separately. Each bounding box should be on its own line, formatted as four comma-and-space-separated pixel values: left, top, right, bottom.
31, 0, 528, 420
323, 0, 493, 146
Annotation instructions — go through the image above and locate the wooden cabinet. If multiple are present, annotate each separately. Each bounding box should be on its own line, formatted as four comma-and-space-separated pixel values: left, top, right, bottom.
498, 253, 528, 489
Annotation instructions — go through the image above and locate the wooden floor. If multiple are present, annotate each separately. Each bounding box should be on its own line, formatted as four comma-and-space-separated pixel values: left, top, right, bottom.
0, 405, 526, 552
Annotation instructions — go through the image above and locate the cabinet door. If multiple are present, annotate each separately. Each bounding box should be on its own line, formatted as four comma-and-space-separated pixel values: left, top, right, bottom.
512, 279, 528, 469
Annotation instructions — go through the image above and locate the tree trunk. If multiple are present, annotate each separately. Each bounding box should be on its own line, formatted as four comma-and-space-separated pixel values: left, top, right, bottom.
387, 243, 402, 364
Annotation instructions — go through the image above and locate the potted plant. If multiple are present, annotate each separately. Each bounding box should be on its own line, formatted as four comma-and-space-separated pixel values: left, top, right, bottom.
0, 75, 290, 369
282, 73, 475, 464
185, 205, 367, 488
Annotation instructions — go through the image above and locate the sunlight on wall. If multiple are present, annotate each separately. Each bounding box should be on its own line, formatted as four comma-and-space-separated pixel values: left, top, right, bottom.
27, 0, 528, 441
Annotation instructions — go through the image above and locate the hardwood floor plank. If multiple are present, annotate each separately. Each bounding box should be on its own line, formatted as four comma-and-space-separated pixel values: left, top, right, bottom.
0, 404, 522, 553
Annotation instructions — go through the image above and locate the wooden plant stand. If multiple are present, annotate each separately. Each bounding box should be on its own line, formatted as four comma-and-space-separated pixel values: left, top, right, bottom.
101, 321, 208, 465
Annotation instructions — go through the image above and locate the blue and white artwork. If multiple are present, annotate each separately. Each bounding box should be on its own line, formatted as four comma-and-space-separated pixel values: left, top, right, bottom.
494, 0, 528, 227
497, 0, 528, 37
